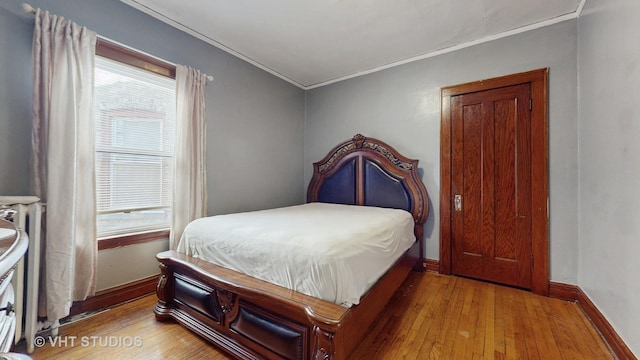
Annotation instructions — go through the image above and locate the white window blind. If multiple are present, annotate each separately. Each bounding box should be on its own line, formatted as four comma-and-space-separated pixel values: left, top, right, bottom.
94, 56, 176, 238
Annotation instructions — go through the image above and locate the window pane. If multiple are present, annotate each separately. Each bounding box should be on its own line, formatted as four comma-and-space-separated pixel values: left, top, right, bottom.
112, 117, 163, 151
95, 152, 172, 211
97, 209, 171, 238
94, 56, 175, 238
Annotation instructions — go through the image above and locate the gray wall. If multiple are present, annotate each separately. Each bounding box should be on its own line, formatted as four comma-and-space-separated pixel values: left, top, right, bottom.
578, 0, 640, 354
0, 0, 305, 290
0, 4, 32, 195
305, 20, 579, 284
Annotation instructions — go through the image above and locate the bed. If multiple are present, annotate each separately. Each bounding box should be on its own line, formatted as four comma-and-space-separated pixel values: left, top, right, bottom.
154, 134, 430, 360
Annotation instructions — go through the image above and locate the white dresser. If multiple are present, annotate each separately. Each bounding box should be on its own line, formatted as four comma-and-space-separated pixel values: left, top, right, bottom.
0, 220, 28, 354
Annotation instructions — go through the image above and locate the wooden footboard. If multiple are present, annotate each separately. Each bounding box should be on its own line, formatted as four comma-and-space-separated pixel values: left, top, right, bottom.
154, 240, 419, 360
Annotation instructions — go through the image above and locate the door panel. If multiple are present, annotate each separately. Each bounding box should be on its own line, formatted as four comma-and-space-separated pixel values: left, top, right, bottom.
451, 84, 532, 289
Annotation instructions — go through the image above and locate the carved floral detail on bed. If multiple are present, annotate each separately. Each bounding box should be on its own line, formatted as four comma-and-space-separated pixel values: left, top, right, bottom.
318, 134, 413, 174
216, 289, 236, 314
362, 141, 413, 170
317, 143, 355, 174
312, 326, 335, 360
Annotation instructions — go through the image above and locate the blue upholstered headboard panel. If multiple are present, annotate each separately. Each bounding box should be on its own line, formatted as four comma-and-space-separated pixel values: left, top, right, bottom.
362, 158, 411, 212
307, 134, 428, 227
317, 157, 357, 205
315, 157, 411, 212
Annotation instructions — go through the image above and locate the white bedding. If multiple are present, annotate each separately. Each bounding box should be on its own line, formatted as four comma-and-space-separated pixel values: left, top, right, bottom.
177, 202, 415, 307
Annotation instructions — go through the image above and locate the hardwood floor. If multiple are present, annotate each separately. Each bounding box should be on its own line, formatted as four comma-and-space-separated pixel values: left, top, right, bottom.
22, 272, 614, 359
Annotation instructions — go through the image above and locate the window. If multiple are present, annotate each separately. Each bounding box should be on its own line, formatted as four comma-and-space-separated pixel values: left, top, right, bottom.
94, 42, 176, 240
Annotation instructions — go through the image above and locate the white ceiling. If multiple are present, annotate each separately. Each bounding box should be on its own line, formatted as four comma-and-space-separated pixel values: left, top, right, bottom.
121, 0, 584, 89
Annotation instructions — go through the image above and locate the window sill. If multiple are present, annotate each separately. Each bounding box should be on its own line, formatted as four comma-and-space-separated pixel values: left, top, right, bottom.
98, 229, 170, 250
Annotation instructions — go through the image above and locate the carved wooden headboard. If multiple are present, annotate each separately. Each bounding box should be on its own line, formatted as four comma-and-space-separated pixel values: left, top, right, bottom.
307, 134, 429, 242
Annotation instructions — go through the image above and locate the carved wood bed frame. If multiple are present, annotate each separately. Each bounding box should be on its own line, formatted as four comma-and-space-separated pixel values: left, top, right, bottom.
154, 134, 430, 359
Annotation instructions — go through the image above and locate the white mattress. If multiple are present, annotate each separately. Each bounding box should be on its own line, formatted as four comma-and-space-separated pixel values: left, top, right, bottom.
177, 202, 415, 307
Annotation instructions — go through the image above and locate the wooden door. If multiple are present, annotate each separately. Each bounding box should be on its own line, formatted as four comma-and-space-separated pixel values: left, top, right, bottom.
440, 69, 549, 295
451, 84, 532, 288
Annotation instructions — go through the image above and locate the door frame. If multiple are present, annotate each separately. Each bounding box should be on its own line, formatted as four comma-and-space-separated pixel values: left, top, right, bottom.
439, 68, 549, 295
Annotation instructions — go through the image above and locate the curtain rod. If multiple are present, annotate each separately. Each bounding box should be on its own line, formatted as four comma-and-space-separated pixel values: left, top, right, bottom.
20, 2, 213, 82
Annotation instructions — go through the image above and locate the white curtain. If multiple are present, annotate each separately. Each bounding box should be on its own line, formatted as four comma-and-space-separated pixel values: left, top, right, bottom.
171, 65, 208, 249
31, 9, 97, 321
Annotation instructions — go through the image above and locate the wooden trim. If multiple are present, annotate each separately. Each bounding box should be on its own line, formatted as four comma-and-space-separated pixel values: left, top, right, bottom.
549, 281, 637, 360
98, 229, 169, 250
439, 92, 452, 275
548, 281, 579, 302
68, 274, 159, 317
439, 68, 549, 295
530, 69, 550, 296
96, 38, 176, 79
576, 287, 638, 360
424, 258, 440, 273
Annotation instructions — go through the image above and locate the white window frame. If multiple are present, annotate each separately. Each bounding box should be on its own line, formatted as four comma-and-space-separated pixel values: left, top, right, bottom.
94, 39, 177, 248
